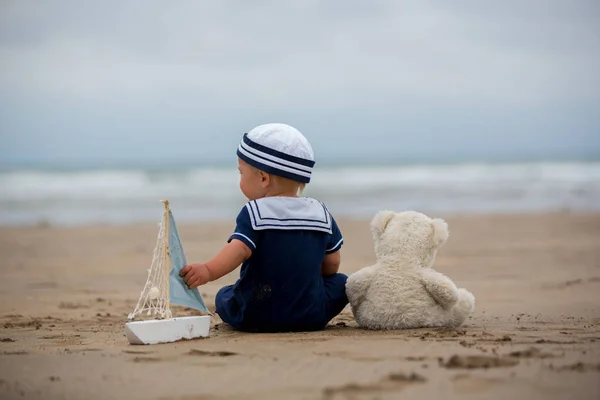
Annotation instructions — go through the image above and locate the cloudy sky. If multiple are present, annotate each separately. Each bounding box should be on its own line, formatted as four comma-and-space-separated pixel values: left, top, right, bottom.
1, 0, 599, 166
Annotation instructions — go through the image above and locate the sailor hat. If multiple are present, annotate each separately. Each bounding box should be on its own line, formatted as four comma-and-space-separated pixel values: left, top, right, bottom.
236, 123, 315, 183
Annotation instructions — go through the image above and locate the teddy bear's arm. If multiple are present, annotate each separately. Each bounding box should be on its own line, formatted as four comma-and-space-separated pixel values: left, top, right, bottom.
345, 265, 377, 305
420, 270, 459, 309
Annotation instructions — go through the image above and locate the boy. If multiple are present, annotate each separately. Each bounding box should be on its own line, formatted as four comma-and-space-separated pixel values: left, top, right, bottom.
180, 123, 348, 332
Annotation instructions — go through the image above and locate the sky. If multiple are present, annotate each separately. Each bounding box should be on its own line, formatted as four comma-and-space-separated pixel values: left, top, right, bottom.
0, 0, 599, 167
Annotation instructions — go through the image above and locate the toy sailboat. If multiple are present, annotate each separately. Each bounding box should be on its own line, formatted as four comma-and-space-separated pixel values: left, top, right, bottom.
124, 200, 211, 345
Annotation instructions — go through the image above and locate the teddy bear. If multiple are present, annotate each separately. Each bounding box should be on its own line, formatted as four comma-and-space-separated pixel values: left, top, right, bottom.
345, 210, 475, 330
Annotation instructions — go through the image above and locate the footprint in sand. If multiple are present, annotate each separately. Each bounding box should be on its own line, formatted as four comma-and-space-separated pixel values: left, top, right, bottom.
40, 334, 84, 346
3, 350, 28, 355
187, 349, 237, 357
507, 347, 555, 359
535, 339, 578, 345
58, 302, 90, 310
132, 356, 164, 363
441, 354, 519, 369
40, 334, 80, 340
122, 349, 154, 355
549, 362, 600, 372
405, 356, 427, 361
3, 319, 42, 330
68, 348, 103, 353
322, 372, 426, 399
549, 277, 600, 289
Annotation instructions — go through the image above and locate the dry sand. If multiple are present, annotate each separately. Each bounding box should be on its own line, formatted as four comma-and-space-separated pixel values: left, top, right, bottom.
0, 212, 599, 400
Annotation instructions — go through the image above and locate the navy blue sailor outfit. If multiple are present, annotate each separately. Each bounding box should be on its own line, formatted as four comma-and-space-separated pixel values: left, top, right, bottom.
215, 196, 348, 332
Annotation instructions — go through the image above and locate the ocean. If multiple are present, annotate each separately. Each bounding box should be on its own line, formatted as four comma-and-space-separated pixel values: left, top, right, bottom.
1, 161, 599, 227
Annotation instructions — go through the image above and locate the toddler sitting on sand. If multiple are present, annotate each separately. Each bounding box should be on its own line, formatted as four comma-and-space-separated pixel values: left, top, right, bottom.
179, 123, 348, 332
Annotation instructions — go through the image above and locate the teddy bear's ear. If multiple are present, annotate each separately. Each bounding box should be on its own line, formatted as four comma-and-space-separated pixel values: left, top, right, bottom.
431, 218, 449, 247
371, 210, 395, 239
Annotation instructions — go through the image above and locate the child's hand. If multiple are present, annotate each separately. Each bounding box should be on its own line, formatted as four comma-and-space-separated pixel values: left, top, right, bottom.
178, 240, 250, 289
179, 263, 210, 289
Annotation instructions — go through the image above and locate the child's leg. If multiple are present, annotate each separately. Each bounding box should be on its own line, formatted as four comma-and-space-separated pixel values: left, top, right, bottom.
323, 273, 349, 322
215, 285, 240, 328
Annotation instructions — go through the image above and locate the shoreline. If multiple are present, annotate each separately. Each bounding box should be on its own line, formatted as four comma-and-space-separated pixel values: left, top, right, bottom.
1, 209, 597, 230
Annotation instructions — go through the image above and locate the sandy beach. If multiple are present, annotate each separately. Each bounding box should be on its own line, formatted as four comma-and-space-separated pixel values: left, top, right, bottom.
0, 212, 599, 400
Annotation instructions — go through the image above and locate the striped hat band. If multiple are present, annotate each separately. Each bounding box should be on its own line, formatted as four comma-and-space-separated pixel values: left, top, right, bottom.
237, 133, 315, 184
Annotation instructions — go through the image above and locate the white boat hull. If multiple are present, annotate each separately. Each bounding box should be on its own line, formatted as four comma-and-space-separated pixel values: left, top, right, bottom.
125, 315, 211, 345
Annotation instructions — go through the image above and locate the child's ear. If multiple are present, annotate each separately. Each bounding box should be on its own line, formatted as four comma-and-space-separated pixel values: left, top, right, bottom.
259, 171, 270, 187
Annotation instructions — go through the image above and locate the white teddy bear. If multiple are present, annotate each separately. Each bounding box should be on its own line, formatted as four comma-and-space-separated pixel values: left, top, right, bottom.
345, 210, 475, 330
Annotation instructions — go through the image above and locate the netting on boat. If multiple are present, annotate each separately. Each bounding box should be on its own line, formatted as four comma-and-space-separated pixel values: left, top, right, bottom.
128, 201, 172, 320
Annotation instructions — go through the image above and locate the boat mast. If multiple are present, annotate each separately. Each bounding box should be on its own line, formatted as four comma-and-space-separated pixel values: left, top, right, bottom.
161, 199, 171, 318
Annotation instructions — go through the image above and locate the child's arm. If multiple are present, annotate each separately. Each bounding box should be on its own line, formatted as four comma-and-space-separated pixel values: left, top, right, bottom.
321, 250, 341, 276
180, 239, 251, 289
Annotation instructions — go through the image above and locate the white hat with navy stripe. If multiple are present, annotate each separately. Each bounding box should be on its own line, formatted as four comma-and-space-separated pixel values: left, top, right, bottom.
237, 123, 315, 183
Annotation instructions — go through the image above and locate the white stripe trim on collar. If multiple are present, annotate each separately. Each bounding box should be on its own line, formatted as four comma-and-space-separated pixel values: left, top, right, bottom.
245, 197, 333, 234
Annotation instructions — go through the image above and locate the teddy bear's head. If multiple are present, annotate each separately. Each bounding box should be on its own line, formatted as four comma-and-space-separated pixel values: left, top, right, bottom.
370, 210, 449, 269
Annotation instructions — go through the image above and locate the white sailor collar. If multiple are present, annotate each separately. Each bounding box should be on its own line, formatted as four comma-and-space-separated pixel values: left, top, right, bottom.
245, 197, 333, 234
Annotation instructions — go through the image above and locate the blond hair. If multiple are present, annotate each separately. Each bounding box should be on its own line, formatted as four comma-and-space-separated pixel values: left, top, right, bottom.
247, 162, 307, 196
272, 174, 306, 196
297, 182, 306, 196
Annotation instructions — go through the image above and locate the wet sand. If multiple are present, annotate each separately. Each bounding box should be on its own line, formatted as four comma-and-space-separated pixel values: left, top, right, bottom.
1, 212, 599, 399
